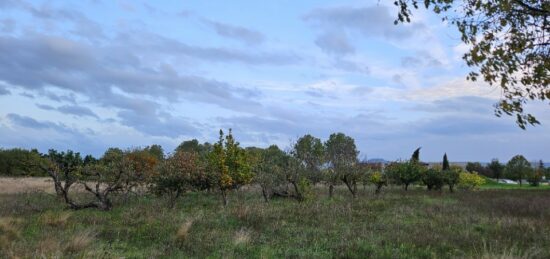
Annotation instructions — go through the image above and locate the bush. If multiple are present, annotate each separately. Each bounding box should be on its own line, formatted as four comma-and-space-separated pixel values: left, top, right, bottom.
297, 177, 314, 201
527, 170, 543, 186
458, 172, 485, 190
444, 166, 462, 192
422, 168, 445, 191
369, 171, 387, 194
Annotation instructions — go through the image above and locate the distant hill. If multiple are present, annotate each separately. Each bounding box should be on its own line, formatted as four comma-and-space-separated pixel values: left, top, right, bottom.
365, 158, 388, 164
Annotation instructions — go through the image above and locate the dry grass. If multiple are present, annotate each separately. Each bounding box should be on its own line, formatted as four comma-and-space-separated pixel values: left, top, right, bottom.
63, 229, 96, 254
0, 177, 55, 194
40, 211, 72, 227
475, 243, 541, 259
0, 177, 100, 194
175, 219, 194, 243
35, 238, 63, 257
0, 217, 22, 249
233, 228, 251, 245
1, 186, 550, 258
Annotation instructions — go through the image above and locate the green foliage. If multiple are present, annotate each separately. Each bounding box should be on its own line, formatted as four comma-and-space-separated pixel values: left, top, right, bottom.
145, 144, 164, 161
208, 129, 253, 205
444, 165, 462, 192
458, 172, 486, 190
391, 148, 427, 190
466, 162, 492, 178
421, 168, 445, 191
282, 156, 311, 201
465, 162, 481, 173
395, 0, 549, 128
442, 153, 450, 171
325, 133, 361, 197
527, 161, 544, 186
249, 145, 288, 202
151, 151, 202, 207
0, 148, 48, 176
385, 161, 421, 190
368, 171, 387, 194
505, 155, 532, 186
488, 159, 505, 180
176, 139, 212, 157
297, 176, 314, 201
292, 134, 325, 184
411, 147, 421, 162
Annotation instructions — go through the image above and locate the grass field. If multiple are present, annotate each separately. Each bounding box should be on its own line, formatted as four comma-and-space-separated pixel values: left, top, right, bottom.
1, 181, 550, 259
480, 178, 550, 190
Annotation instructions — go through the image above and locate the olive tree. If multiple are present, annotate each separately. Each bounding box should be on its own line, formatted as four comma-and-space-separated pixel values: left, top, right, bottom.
325, 133, 361, 198
249, 145, 288, 202
292, 134, 325, 184
37, 150, 130, 211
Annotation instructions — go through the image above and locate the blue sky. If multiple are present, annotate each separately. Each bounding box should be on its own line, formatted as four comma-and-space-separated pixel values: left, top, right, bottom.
0, 0, 549, 162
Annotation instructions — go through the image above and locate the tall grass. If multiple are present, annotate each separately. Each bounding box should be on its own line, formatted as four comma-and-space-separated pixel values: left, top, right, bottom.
0, 186, 549, 258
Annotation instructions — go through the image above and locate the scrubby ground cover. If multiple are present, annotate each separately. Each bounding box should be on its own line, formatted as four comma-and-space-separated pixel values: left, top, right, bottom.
1, 186, 549, 258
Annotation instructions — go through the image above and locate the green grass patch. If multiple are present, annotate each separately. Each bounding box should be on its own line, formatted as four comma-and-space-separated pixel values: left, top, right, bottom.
1, 186, 550, 258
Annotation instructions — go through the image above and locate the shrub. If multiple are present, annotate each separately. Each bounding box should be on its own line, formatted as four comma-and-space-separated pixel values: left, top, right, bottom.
369, 171, 387, 194
527, 170, 543, 186
444, 166, 462, 193
297, 177, 314, 201
422, 168, 445, 191
458, 172, 485, 190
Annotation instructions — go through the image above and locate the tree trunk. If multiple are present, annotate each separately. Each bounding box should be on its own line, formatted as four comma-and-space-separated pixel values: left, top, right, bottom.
375, 185, 382, 194
261, 187, 269, 203
291, 181, 303, 201
449, 184, 454, 193
343, 179, 356, 198
221, 189, 228, 206
404, 183, 409, 191
329, 184, 334, 198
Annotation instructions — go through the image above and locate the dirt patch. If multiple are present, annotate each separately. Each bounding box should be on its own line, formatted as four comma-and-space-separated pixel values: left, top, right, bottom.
0, 177, 55, 194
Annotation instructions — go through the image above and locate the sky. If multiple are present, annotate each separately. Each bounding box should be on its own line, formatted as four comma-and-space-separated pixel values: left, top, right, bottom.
0, 0, 549, 162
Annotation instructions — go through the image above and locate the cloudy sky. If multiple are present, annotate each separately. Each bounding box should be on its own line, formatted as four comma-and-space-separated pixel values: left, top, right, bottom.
0, 0, 548, 162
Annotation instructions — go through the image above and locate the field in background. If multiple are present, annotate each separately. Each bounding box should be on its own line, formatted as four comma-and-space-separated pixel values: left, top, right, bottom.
0, 177, 55, 194
480, 178, 550, 190
1, 181, 550, 258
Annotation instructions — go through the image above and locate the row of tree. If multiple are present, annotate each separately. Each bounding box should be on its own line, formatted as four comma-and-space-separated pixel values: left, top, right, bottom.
1, 130, 548, 210
465, 156, 548, 186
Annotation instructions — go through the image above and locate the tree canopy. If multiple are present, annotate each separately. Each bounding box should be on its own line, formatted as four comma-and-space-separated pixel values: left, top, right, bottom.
395, 0, 549, 129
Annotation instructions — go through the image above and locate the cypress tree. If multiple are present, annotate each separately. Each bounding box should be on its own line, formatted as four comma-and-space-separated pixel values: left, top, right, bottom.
442, 153, 450, 171
411, 147, 421, 162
